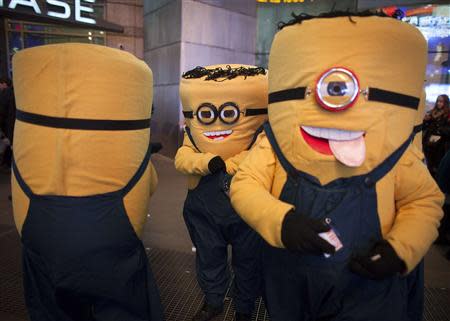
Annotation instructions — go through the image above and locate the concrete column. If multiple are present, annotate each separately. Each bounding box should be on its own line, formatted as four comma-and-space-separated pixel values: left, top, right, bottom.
106, 0, 144, 59
144, 0, 182, 157
143, 0, 257, 157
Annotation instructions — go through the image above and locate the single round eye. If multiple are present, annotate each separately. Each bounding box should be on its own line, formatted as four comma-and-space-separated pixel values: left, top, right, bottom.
196, 103, 217, 125
219, 102, 240, 124
315, 67, 359, 111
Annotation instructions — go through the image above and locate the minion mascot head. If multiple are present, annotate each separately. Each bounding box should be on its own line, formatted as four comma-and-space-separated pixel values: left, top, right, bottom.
12, 43, 157, 237
180, 64, 268, 160
230, 13, 443, 321
268, 14, 427, 182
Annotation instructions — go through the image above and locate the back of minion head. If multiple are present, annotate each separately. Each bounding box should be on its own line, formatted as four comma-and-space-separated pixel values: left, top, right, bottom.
12, 43, 154, 237
180, 64, 268, 159
268, 13, 427, 184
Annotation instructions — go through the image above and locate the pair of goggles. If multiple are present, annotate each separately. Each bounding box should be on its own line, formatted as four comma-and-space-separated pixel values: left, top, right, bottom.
183, 102, 267, 125
269, 67, 420, 111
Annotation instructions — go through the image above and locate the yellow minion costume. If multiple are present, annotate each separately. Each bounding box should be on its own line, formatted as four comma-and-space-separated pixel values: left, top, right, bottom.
230, 14, 444, 321
12, 44, 163, 321
175, 65, 268, 321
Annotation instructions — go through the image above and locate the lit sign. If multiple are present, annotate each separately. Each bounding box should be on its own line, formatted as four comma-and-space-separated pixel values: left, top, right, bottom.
257, 0, 306, 3
0, 0, 96, 25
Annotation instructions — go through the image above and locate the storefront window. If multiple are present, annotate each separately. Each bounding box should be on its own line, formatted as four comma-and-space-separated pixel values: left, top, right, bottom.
384, 4, 450, 109
5, 20, 106, 76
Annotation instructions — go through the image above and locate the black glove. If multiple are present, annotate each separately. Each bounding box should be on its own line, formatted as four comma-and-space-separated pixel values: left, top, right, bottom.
281, 210, 336, 255
208, 156, 226, 174
349, 240, 406, 280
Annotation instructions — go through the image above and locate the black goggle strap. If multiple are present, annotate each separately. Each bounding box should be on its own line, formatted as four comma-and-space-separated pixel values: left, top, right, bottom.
268, 87, 420, 110
16, 109, 151, 130
184, 126, 201, 153
244, 108, 268, 116
368, 88, 420, 110
183, 111, 194, 119
268, 87, 307, 104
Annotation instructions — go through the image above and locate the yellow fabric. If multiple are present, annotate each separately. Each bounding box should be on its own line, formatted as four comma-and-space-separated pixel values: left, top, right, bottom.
176, 64, 268, 188
12, 43, 156, 237
268, 17, 427, 185
231, 17, 443, 273
175, 132, 217, 189
231, 136, 443, 272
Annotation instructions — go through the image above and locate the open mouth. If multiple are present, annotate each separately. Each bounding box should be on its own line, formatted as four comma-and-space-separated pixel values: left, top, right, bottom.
203, 130, 233, 141
300, 126, 366, 167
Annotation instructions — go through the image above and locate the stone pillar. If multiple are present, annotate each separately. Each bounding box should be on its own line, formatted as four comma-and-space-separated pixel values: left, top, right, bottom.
143, 0, 257, 157
143, 0, 182, 157
106, 0, 144, 59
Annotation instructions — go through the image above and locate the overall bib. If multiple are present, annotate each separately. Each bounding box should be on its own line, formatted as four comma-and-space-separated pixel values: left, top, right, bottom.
263, 122, 422, 321
13, 141, 164, 321
182, 127, 262, 314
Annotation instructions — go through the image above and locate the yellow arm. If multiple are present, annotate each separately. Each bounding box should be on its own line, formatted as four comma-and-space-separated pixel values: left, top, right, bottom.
225, 132, 265, 175
174, 132, 217, 176
230, 136, 294, 248
387, 151, 444, 273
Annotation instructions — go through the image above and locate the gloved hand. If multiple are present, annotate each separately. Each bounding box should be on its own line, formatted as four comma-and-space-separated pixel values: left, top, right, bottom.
281, 210, 336, 255
208, 156, 226, 174
349, 240, 406, 280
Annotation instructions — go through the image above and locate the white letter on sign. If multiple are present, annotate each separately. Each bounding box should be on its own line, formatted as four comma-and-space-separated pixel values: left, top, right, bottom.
47, 0, 70, 19
75, 0, 96, 24
9, 0, 41, 14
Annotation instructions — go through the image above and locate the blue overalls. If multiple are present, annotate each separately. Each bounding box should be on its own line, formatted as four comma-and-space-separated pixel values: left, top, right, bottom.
182, 127, 262, 314
263, 122, 424, 321
13, 141, 164, 321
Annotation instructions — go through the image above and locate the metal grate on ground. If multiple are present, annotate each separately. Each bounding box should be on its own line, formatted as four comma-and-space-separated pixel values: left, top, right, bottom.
0, 243, 449, 321
148, 248, 450, 321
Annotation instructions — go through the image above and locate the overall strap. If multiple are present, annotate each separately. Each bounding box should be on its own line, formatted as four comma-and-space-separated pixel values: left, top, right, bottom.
185, 126, 201, 152
12, 156, 34, 198
246, 124, 264, 150
364, 131, 415, 186
121, 140, 153, 196
263, 122, 299, 180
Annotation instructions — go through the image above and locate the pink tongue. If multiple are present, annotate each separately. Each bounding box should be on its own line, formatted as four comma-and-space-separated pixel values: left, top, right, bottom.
329, 136, 366, 167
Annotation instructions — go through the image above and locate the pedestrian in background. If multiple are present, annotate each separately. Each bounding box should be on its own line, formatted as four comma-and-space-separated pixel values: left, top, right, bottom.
423, 94, 450, 177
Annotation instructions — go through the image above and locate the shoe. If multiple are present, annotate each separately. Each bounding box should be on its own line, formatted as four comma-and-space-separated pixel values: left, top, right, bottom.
192, 302, 223, 321
235, 312, 252, 321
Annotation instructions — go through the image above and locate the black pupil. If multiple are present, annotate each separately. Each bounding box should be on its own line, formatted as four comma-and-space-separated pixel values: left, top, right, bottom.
333, 85, 341, 93
224, 110, 235, 118
200, 111, 212, 118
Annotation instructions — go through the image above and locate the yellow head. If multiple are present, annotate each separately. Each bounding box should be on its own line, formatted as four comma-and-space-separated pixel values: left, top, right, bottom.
268, 15, 427, 184
180, 64, 268, 160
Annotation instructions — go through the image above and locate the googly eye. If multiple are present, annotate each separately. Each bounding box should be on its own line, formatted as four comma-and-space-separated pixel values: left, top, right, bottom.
197, 103, 217, 125
219, 102, 240, 125
315, 67, 359, 111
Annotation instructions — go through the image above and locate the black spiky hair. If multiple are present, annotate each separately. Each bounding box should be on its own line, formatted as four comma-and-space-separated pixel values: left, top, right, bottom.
278, 10, 394, 30
182, 65, 266, 82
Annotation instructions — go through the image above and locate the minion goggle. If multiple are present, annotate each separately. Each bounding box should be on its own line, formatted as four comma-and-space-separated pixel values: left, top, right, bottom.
269, 67, 420, 111
183, 102, 267, 125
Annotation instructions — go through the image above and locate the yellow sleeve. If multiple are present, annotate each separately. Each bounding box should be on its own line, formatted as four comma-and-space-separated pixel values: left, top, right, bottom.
149, 161, 158, 197
386, 151, 444, 273
230, 136, 294, 248
226, 151, 249, 176
174, 132, 217, 176
225, 133, 265, 175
